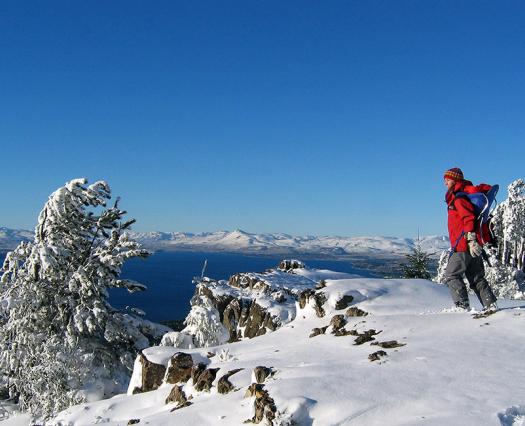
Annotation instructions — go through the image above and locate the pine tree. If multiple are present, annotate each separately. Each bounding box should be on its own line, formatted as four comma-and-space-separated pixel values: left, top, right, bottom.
434, 249, 450, 284
0, 179, 166, 419
482, 179, 525, 297
401, 238, 432, 280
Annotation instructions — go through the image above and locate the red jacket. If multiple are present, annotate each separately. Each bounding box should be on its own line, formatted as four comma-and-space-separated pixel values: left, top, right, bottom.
445, 180, 492, 252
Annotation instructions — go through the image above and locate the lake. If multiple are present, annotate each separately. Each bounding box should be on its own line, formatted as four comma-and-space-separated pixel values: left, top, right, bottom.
0, 251, 377, 322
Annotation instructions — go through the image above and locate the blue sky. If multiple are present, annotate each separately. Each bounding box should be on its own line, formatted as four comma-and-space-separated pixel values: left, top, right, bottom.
1, 1, 524, 237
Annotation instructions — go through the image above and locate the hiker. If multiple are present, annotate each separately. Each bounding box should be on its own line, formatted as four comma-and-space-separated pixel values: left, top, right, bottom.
443, 167, 497, 311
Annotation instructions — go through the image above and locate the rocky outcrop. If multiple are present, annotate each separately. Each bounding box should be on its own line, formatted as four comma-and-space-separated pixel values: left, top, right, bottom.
223, 299, 242, 342
330, 314, 347, 332
229, 273, 269, 292
368, 350, 387, 362
253, 366, 273, 384
165, 385, 188, 406
194, 367, 220, 392
191, 363, 207, 385
335, 295, 354, 310
241, 301, 278, 339
164, 260, 326, 350
346, 307, 369, 317
277, 259, 305, 272
298, 289, 327, 317
137, 353, 166, 393
217, 368, 244, 394
164, 352, 193, 384
309, 326, 328, 338
252, 387, 277, 424
354, 329, 381, 345
371, 340, 406, 349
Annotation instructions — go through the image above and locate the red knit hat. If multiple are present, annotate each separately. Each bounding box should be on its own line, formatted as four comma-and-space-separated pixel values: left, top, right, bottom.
444, 167, 464, 181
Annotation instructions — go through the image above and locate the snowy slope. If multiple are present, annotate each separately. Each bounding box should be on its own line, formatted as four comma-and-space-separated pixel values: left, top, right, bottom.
50, 271, 525, 426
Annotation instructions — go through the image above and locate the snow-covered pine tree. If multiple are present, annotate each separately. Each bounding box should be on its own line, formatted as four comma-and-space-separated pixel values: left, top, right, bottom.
483, 179, 525, 297
400, 238, 432, 280
0, 179, 167, 419
182, 279, 230, 348
434, 249, 450, 284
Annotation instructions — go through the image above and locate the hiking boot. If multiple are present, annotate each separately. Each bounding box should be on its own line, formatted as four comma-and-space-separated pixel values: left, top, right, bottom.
454, 301, 471, 311
483, 302, 498, 312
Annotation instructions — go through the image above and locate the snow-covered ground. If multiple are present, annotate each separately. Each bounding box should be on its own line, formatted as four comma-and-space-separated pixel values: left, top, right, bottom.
43, 269, 525, 426
0, 227, 450, 256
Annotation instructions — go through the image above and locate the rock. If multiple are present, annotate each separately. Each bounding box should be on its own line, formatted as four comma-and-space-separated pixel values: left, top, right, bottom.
194, 367, 220, 392
298, 289, 315, 309
170, 401, 192, 412
330, 314, 347, 331
368, 350, 388, 362
271, 290, 286, 303
277, 259, 305, 272
165, 385, 187, 405
244, 383, 265, 398
229, 273, 269, 292
335, 295, 354, 310
127, 420, 140, 425
191, 363, 207, 384
207, 351, 216, 358
354, 329, 381, 345
316, 279, 327, 289
217, 368, 243, 394
298, 289, 326, 317
346, 307, 369, 317
309, 326, 328, 338
223, 298, 242, 342
371, 340, 406, 349
333, 328, 356, 337
164, 352, 193, 384
241, 301, 278, 339
253, 366, 273, 384
139, 353, 166, 393
252, 388, 277, 424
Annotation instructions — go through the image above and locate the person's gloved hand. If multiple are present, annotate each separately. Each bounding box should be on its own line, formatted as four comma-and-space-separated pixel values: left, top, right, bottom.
466, 232, 482, 257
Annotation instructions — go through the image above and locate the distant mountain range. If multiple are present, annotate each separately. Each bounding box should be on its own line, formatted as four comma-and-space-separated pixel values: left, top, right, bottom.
0, 227, 450, 257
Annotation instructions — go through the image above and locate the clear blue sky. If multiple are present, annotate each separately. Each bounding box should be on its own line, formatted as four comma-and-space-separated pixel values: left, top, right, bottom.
1, 1, 524, 237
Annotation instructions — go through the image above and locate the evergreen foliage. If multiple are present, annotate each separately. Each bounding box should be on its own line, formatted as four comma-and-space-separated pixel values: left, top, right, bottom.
484, 179, 525, 297
0, 179, 166, 419
183, 279, 230, 348
401, 241, 432, 280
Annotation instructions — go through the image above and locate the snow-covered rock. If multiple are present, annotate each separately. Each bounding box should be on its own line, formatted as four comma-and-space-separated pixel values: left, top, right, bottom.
166, 262, 356, 348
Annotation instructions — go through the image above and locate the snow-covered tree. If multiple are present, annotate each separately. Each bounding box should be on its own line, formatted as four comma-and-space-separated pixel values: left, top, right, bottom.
482, 179, 525, 297
400, 241, 432, 280
491, 179, 525, 271
0, 179, 166, 419
182, 279, 229, 348
434, 249, 450, 284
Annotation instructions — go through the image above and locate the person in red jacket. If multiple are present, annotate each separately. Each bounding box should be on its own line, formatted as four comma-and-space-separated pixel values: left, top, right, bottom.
444, 167, 497, 311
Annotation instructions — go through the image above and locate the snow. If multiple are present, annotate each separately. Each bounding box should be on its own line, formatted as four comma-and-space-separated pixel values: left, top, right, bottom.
0, 227, 449, 256
52, 270, 525, 426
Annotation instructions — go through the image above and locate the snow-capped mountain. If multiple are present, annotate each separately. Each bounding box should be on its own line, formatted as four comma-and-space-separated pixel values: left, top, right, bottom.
0, 227, 449, 256
130, 229, 450, 256
0, 227, 33, 251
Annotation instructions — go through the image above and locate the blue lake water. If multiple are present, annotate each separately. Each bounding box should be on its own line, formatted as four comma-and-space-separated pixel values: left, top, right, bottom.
0, 251, 376, 322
